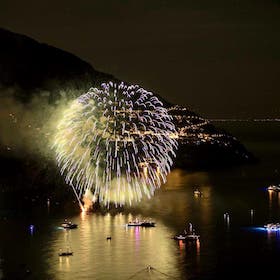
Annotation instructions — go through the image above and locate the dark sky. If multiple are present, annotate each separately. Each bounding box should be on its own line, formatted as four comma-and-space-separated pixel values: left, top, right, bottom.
0, 0, 279, 118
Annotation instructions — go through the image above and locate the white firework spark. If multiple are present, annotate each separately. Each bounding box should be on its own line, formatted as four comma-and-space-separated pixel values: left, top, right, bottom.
53, 81, 177, 207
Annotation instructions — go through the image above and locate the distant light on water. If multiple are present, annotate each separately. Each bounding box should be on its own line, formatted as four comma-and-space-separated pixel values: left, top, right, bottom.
29, 224, 34, 235
224, 212, 230, 230
249, 227, 268, 232
244, 226, 280, 237
261, 187, 269, 192
250, 209, 254, 224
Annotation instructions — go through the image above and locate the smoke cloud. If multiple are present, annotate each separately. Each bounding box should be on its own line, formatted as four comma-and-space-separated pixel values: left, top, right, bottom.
0, 86, 81, 161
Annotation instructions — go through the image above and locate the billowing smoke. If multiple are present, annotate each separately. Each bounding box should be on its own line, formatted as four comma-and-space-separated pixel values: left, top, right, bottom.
0, 86, 80, 160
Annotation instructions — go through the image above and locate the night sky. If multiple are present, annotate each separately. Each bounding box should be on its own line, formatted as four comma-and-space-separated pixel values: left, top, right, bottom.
0, 0, 279, 118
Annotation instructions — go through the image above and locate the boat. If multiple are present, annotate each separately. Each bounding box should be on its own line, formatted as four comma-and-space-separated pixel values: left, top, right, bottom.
59, 247, 73, 256
194, 189, 202, 197
264, 223, 280, 230
126, 220, 156, 227
267, 185, 280, 192
61, 220, 78, 229
184, 233, 200, 240
59, 251, 73, 256
173, 233, 200, 241
173, 223, 200, 241
140, 221, 156, 227
173, 234, 187, 240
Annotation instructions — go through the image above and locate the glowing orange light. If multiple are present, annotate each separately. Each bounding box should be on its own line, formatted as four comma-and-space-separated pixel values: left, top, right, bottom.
196, 239, 200, 254
179, 240, 184, 250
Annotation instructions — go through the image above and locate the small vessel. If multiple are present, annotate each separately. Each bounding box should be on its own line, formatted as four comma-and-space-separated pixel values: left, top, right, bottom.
194, 188, 202, 197
61, 220, 78, 229
264, 223, 280, 230
59, 251, 73, 256
173, 233, 200, 241
140, 221, 156, 227
184, 233, 200, 241
59, 248, 73, 256
173, 234, 186, 240
126, 219, 156, 227
173, 223, 200, 241
267, 185, 280, 192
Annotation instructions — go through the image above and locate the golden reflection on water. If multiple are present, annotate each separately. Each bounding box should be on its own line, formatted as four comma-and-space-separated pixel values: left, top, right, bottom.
163, 169, 210, 190
44, 169, 213, 279
196, 239, 200, 254
250, 209, 254, 224
148, 169, 213, 226
196, 185, 212, 225
46, 213, 185, 279
268, 190, 273, 209
268, 190, 276, 220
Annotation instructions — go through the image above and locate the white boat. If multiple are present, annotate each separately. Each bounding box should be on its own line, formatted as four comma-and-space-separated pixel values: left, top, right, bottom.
264, 223, 280, 230
126, 220, 156, 227
267, 185, 280, 192
61, 220, 78, 229
173, 233, 200, 241
184, 233, 200, 240
173, 234, 187, 240
173, 223, 200, 241
194, 189, 202, 196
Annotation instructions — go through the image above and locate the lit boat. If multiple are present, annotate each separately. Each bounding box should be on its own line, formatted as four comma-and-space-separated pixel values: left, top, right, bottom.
264, 223, 280, 230
194, 189, 202, 196
61, 221, 78, 229
173, 223, 200, 241
126, 220, 156, 227
59, 251, 73, 256
184, 233, 200, 240
173, 234, 187, 240
267, 185, 280, 192
140, 221, 156, 227
59, 248, 73, 256
173, 233, 200, 241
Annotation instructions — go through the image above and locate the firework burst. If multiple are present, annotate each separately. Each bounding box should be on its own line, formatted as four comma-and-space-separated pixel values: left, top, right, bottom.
53, 82, 177, 207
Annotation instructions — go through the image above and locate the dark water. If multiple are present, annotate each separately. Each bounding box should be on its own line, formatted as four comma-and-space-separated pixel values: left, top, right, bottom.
1, 121, 280, 279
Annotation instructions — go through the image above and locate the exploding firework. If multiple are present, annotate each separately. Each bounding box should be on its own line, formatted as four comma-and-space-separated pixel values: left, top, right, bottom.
53, 82, 177, 207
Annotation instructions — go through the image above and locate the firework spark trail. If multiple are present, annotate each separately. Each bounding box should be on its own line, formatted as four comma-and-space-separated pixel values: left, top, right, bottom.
53, 82, 177, 207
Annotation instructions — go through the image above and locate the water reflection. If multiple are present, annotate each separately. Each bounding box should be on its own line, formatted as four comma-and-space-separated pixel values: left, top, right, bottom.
2, 165, 279, 279
268, 190, 273, 220
45, 213, 183, 279
43, 167, 210, 279
267, 189, 280, 221
47, 198, 50, 214
163, 169, 210, 190
250, 209, 254, 224
29, 224, 35, 236
224, 212, 230, 231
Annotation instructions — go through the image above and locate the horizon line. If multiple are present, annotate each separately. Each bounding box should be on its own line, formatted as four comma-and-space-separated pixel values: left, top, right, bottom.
209, 118, 280, 122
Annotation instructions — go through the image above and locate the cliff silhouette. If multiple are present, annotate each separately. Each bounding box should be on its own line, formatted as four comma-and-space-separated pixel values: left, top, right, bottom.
0, 27, 256, 196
